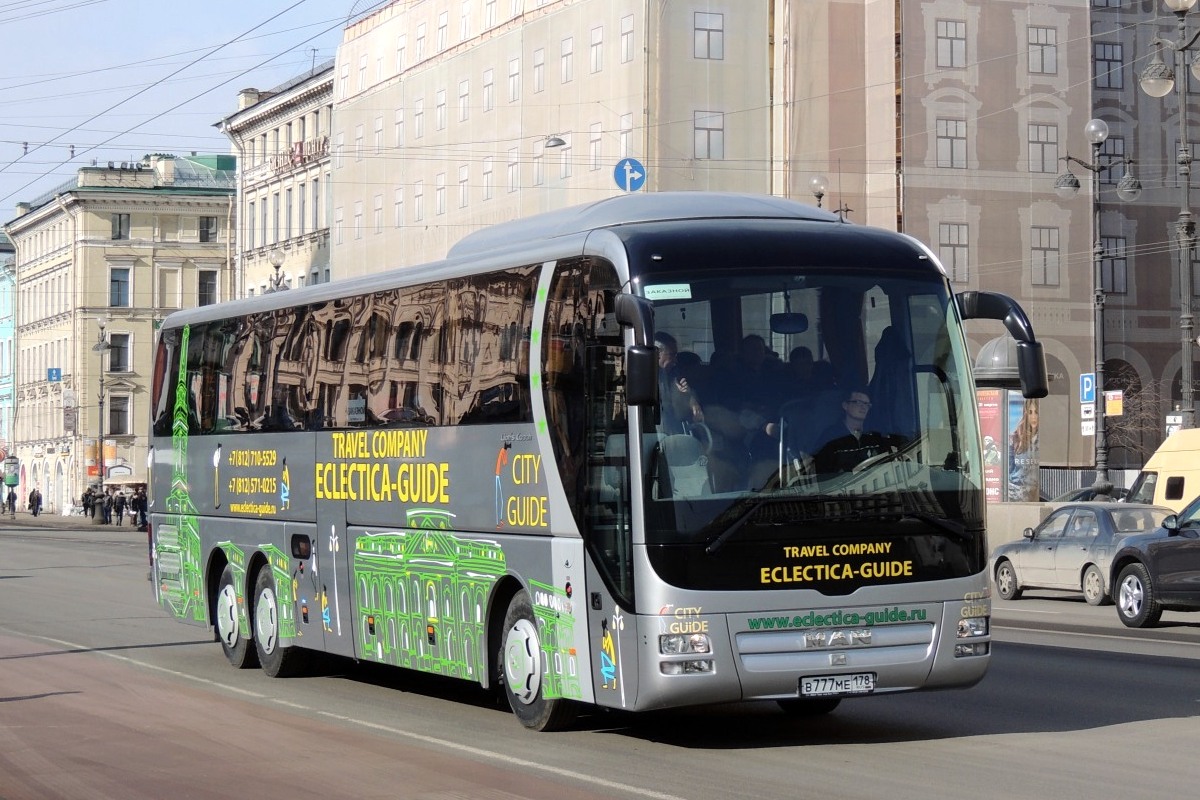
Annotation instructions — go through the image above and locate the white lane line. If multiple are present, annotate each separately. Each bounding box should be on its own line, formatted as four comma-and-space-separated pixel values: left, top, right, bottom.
6, 630, 688, 800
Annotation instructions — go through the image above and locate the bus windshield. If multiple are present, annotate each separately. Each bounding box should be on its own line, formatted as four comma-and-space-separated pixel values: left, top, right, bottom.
639, 268, 982, 557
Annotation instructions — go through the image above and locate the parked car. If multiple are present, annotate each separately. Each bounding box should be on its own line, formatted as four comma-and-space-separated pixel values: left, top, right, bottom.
1050, 486, 1129, 503
990, 502, 1173, 606
1110, 494, 1200, 627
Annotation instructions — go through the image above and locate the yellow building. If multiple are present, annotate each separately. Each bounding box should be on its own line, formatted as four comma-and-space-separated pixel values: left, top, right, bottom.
3, 155, 235, 512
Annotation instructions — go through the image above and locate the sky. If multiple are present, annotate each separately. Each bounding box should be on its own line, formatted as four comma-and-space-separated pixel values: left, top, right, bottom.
0, 0, 376, 221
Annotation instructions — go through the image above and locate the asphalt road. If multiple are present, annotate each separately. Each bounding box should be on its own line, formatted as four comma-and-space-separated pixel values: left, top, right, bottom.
2, 519, 1198, 800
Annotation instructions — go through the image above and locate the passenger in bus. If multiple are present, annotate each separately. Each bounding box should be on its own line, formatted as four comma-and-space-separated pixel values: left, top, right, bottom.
813, 388, 897, 474
654, 331, 703, 434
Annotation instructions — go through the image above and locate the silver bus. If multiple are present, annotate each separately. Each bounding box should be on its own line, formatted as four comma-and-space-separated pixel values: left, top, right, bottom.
149, 192, 1047, 730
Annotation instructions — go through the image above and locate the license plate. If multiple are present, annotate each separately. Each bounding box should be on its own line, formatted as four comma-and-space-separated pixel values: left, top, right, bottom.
801, 673, 876, 697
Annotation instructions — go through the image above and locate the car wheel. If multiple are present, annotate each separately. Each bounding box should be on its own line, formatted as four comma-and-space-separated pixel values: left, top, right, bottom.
215, 564, 257, 668
253, 567, 304, 678
1082, 565, 1110, 606
777, 697, 841, 716
995, 560, 1022, 601
1116, 563, 1162, 628
498, 590, 575, 731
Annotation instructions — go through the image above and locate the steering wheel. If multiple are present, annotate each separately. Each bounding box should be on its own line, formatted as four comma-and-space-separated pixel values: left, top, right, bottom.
689, 422, 714, 454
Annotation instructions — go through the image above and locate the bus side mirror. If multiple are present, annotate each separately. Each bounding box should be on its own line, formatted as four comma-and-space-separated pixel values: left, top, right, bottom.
626, 344, 657, 405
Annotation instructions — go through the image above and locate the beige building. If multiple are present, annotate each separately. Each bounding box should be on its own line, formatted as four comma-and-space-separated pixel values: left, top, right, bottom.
217, 61, 334, 296
3, 156, 235, 511
329, 0, 1192, 478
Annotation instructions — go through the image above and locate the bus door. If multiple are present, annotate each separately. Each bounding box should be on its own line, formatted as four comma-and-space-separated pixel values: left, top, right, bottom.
310, 507, 355, 658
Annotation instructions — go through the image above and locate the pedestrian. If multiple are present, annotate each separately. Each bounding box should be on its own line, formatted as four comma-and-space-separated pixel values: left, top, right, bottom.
5, 488, 15, 515
27, 487, 42, 517
114, 491, 127, 526
132, 488, 148, 528
82, 488, 93, 518
102, 490, 113, 524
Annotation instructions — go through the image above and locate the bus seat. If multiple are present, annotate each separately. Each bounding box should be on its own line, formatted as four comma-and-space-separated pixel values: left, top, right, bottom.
660, 434, 711, 497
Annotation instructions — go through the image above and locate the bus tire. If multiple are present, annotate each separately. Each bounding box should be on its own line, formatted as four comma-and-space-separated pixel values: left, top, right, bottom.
215, 564, 257, 669
499, 591, 575, 731
252, 567, 303, 678
777, 697, 841, 716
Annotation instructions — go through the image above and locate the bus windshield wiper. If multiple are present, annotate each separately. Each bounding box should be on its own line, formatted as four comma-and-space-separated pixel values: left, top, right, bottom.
703, 493, 842, 555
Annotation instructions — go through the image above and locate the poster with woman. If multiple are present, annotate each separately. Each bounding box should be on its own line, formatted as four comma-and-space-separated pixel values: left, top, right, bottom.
1007, 397, 1040, 501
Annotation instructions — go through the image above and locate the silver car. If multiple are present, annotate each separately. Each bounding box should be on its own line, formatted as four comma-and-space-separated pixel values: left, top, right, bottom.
990, 502, 1173, 606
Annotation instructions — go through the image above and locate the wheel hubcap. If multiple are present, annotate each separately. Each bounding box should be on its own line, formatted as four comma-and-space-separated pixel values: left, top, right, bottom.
1085, 571, 1101, 599
256, 587, 278, 655
998, 568, 1013, 596
1118, 576, 1143, 618
503, 618, 541, 705
216, 584, 239, 648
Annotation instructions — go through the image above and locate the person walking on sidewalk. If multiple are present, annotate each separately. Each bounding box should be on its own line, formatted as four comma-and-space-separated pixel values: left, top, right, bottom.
27, 487, 42, 517
6, 488, 15, 516
114, 491, 127, 526
102, 490, 113, 524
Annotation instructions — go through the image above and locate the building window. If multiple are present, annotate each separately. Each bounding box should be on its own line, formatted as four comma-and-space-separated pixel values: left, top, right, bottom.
357, 54, 367, 91
936, 118, 967, 168
936, 19, 966, 68
695, 12, 724, 60
590, 122, 602, 170
354, 124, 364, 160
414, 182, 425, 221
461, 1, 471, 40
590, 26, 603, 73
621, 15, 635, 63
374, 116, 384, 153
110, 268, 130, 307
1028, 123, 1059, 173
247, 202, 256, 249
1028, 26, 1057, 75
560, 145, 572, 179
298, 183, 307, 235
1101, 236, 1127, 294
507, 148, 519, 193
334, 207, 343, 244
508, 58, 520, 102
396, 34, 407, 72
485, 0, 496, 27
435, 173, 446, 215
1095, 42, 1123, 89
416, 23, 426, 61
694, 111, 724, 160
111, 213, 130, 240
459, 165, 469, 207
394, 187, 404, 227
198, 269, 218, 306
436, 89, 447, 130
109, 395, 131, 436
272, 192, 280, 243
458, 79, 470, 122
561, 37, 574, 83
199, 216, 217, 242
312, 179, 321, 231
109, 333, 130, 372
939, 223, 969, 283
260, 199, 268, 245
533, 48, 545, 93
483, 69, 494, 112
374, 194, 384, 233
437, 11, 448, 51
483, 157, 494, 200
353, 200, 363, 239
285, 189, 293, 239
394, 108, 404, 147
1100, 137, 1127, 185
1031, 226, 1060, 286
533, 142, 545, 186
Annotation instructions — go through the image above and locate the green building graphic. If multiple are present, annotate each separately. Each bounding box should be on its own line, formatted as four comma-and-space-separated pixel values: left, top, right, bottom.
528, 579, 582, 700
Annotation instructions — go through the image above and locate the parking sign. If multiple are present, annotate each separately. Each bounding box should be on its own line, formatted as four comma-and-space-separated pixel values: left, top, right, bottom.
1079, 372, 1096, 404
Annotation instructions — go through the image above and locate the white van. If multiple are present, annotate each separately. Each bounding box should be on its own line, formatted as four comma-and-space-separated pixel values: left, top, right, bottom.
1126, 428, 1200, 512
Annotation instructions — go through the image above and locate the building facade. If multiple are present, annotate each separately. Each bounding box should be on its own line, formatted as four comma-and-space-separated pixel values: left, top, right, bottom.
3, 156, 235, 512
216, 61, 334, 297
0, 233, 14, 465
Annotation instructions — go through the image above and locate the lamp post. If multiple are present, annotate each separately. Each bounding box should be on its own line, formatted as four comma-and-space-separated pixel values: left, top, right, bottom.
1055, 119, 1142, 484
267, 247, 287, 293
1140, 0, 1200, 430
91, 321, 111, 503
810, 175, 828, 208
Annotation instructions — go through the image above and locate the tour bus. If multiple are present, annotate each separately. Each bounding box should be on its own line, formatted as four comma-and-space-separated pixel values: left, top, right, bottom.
149, 192, 1047, 730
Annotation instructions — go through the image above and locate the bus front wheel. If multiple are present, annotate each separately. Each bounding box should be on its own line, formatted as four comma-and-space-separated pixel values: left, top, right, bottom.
499, 591, 575, 731
252, 568, 303, 678
215, 564, 257, 669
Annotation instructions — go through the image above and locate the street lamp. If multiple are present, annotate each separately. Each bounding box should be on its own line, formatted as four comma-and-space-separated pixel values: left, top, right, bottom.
810, 175, 828, 208
1055, 119, 1141, 484
1140, 0, 1200, 430
91, 321, 111, 496
267, 247, 288, 293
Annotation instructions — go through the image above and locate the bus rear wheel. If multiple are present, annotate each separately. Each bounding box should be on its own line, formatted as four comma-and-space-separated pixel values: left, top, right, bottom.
252, 567, 303, 678
215, 564, 257, 669
499, 591, 575, 731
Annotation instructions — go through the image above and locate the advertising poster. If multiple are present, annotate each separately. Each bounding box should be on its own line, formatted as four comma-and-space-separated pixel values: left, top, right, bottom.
977, 389, 1004, 503
1007, 395, 1040, 502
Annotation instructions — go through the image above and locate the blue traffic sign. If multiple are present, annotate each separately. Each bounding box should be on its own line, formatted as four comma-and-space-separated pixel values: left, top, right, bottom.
1080, 372, 1096, 404
614, 158, 646, 192
47, 367, 61, 383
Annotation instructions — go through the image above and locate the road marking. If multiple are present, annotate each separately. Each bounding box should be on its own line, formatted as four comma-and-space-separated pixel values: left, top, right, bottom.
4, 628, 689, 800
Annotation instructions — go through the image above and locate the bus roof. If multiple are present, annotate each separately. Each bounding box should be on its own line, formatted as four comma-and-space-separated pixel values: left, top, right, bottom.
448, 191, 841, 258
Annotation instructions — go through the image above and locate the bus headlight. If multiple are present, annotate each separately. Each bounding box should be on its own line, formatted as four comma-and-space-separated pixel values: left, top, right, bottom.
956, 616, 988, 638
659, 633, 711, 655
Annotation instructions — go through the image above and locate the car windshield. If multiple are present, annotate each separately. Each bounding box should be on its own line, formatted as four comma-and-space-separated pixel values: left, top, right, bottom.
638, 267, 982, 545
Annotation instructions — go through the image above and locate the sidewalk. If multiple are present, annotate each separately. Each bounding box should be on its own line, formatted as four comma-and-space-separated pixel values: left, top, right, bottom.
0, 509, 141, 530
